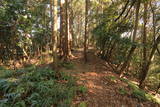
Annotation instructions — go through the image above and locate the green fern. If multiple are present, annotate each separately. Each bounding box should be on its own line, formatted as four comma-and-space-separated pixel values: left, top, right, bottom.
0, 67, 78, 106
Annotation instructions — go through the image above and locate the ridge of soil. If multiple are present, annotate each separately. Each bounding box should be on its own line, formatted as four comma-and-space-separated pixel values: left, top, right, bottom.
64, 49, 160, 107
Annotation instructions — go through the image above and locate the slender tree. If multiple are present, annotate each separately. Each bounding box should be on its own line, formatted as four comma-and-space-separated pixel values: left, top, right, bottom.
139, 1, 160, 88
64, 0, 69, 61
139, 1, 148, 88
84, 0, 89, 63
119, 0, 141, 76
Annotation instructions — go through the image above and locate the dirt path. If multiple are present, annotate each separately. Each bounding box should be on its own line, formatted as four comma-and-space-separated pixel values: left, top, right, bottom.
65, 49, 159, 107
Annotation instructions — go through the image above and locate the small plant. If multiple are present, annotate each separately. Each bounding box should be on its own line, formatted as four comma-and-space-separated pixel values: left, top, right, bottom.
120, 78, 128, 83
119, 88, 128, 95
107, 76, 117, 82
77, 86, 88, 94
131, 89, 147, 101
78, 101, 87, 107
61, 62, 75, 69
127, 81, 160, 103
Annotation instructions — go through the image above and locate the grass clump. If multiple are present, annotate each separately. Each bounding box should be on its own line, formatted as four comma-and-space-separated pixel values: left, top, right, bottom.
61, 62, 75, 69
77, 86, 88, 94
0, 66, 14, 78
78, 101, 87, 107
120, 78, 128, 83
131, 89, 147, 101
0, 66, 78, 107
127, 81, 160, 103
119, 77, 160, 104
119, 88, 128, 95
107, 76, 117, 81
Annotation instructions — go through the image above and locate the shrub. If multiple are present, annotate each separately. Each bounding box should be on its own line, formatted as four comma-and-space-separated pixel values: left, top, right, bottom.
0, 67, 77, 106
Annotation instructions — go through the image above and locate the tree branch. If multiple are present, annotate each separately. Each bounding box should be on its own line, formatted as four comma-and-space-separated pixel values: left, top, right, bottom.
115, 0, 130, 22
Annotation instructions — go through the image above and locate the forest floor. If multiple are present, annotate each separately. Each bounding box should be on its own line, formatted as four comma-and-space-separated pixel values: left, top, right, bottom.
62, 49, 160, 107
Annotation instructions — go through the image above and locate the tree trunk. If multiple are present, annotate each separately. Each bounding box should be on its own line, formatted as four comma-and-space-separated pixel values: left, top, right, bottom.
69, 4, 74, 49
156, 83, 160, 94
139, 35, 160, 88
60, 0, 70, 61
84, 0, 89, 63
119, 0, 141, 76
139, 1, 148, 88
63, 0, 70, 61
50, 0, 58, 69
60, 0, 65, 57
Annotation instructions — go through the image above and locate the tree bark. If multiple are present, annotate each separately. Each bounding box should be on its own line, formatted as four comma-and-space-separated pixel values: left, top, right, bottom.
84, 0, 89, 63
139, 1, 148, 88
64, 0, 70, 61
50, 0, 58, 69
60, 0, 65, 57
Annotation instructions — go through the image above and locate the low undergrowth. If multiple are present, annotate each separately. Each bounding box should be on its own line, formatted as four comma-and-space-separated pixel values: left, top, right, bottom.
61, 62, 75, 70
0, 65, 79, 107
106, 75, 160, 104
120, 77, 160, 104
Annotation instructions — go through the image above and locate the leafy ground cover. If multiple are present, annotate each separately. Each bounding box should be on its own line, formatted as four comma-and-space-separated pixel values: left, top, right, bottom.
0, 65, 82, 107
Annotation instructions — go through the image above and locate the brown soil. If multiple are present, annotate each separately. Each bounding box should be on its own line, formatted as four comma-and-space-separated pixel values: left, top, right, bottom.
63, 49, 160, 107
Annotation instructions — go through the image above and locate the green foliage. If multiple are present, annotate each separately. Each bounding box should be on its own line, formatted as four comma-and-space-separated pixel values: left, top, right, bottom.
0, 67, 14, 78
127, 81, 160, 103
77, 86, 88, 94
61, 62, 75, 70
107, 76, 118, 83
0, 0, 52, 63
119, 88, 128, 95
78, 101, 87, 107
107, 76, 117, 81
0, 66, 78, 106
92, 1, 133, 65
120, 78, 129, 83
131, 89, 147, 101
146, 65, 160, 90
119, 77, 160, 103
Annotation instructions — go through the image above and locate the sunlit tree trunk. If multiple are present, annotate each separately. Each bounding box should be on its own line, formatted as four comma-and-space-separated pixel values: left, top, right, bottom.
50, 0, 58, 69
59, 0, 71, 61
69, 1, 74, 49
60, 0, 65, 56
84, 0, 89, 63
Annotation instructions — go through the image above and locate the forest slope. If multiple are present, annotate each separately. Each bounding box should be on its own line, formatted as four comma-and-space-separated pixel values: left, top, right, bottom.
64, 49, 160, 107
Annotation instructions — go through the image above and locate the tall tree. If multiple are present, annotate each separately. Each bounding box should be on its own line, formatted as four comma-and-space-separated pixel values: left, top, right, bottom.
50, 0, 58, 69
84, 0, 89, 63
60, 0, 65, 57
139, 1, 160, 88
139, 1, 148, 88
60, 0, 71, 61
64, 0, 69, 61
